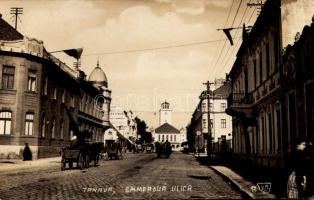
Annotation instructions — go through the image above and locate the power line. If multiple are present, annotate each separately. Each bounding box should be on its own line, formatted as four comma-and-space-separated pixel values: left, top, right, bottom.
219, 4, 257, 76
82, 38, 234, 56
215, 0, 252, 76
212, 0, 243, 77
209, 0, 235, 71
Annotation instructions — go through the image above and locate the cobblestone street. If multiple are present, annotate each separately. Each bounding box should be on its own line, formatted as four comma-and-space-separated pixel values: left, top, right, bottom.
0, 153, 243, 199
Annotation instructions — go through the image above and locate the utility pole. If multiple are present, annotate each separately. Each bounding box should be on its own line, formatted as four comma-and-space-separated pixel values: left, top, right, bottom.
203, 81, 214, 159
10, 7, 23, 30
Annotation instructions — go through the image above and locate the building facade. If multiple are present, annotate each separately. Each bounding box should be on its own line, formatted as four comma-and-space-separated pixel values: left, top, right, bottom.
153, 101, 185, 151
226, 0, 314, 169
109, 106, 137, 142
187, 81, 232, 152
0, 16, 111, 159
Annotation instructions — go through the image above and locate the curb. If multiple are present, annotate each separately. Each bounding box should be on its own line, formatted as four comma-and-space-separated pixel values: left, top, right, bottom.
209, 165, 276, 199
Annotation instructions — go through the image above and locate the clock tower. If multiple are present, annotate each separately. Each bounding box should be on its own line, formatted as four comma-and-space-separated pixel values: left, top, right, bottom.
159, 100, 172, 125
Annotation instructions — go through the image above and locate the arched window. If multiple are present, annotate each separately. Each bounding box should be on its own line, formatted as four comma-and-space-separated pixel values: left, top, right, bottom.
41, 113, 45, 137
0, 111, 12, 135
25, 113, 34, 136
60, 119, 64, 139
51, 117, 55, 138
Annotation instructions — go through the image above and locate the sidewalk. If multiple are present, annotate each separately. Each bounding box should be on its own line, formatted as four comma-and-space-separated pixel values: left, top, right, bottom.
209, 165, 276, 199
0, 157, 61, 172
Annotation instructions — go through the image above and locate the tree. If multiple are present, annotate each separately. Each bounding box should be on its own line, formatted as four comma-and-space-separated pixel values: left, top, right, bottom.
134, 117, 153, 144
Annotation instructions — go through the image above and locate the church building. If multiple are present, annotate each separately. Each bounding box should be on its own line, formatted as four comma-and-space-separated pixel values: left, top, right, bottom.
153, 101, 185, 151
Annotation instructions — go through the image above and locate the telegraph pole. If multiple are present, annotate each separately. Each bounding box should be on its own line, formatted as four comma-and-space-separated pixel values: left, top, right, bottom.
10, 7, 23, 30
203, 81, 214, 159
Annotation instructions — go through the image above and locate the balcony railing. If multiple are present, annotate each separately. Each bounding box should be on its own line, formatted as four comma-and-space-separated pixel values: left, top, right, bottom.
228, 92, 254, 106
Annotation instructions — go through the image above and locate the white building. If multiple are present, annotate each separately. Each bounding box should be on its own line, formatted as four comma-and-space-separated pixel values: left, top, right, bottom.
153, 101, 186, 151
200, 81, 232, 142
109, 106, 137, 140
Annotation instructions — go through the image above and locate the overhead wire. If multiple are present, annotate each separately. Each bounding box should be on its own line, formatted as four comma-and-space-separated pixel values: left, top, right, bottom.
215, 0, 254, 76
82, 38, 235, 56
208, 0, 235, 72
212, 0, 244, 77
219, 1, 258, 76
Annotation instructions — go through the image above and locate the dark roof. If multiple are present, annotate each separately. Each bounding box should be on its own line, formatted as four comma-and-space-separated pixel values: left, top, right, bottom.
0, 15, 23, 40
155, 123, 180, 134
213, 82, 231, 98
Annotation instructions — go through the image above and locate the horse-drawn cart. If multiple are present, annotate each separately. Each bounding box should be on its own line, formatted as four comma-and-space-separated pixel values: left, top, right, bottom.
106, 142, 123, 160
61, 142, 104, 170
61, 149, 85, 170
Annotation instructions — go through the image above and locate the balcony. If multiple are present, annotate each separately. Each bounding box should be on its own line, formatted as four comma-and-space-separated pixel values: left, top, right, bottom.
226, 92, 256, 125
227, 92, 254, 106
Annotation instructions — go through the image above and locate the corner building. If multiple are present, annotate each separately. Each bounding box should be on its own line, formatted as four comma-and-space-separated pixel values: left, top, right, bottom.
0, 16, 111, 159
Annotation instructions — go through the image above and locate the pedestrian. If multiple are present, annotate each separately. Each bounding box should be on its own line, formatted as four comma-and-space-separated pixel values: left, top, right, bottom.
287, 139, 307, 198
23, 143, 32, 161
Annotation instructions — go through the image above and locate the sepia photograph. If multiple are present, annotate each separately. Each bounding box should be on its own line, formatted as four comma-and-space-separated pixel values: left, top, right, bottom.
0, 0, 313, 199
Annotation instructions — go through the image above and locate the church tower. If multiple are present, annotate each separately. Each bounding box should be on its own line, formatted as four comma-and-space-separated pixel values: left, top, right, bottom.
159, 100, 172, 125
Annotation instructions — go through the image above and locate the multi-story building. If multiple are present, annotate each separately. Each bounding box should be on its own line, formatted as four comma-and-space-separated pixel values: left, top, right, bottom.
187, 80, 232, 152
109, 106, 137, 141
226, 0, 314, 168
0, 16, 111, 159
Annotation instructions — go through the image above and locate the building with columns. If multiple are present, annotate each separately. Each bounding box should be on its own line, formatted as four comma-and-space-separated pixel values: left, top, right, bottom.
153, 101, 186, 151
0, 15, 111, 159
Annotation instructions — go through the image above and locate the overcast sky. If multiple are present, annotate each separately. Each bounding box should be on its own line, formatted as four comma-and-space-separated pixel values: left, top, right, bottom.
0, 0, 312, 129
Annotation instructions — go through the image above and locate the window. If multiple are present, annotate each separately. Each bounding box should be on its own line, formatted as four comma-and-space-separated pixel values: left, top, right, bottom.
259, 51, 263, 84
70, 94, 75, 107
202, 102, 206, 111
0, 111, 12, 135
266, 43, 270, 76
43, 77, 48, 95
60, 119, 64, 139
162, 135, 164, 141
2, 66, 15, 89
25, 113, 34, 136
170, 135, 173, 141
174, 135, 176, 142
210, 119, 213, 128
221, 119, 226, 128
51, 117, 55, 138
61, 90, 65, 103
209, 103, 213, 111
53, 87, 57, 99
166, 135, 168, 141
221, 103, 226, 111
27, 70, 36, 91
202, 119, 207, 128
253, 59, 257, 89
158, 135, 160, 141
41, 113, 45, 137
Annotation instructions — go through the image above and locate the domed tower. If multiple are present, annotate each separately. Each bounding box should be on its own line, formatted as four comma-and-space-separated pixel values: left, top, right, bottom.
159, 100, 172, 125
88, 61, 111, 128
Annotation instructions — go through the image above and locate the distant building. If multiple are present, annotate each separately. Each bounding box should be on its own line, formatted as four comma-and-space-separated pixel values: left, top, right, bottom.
153, 101, 186, 151
159, 100, 171, 125
109, 106, 137, 141
0, 15, 111, 159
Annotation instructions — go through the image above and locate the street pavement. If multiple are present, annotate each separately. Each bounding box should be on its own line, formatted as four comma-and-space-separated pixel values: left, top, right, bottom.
0, 153, 243, 200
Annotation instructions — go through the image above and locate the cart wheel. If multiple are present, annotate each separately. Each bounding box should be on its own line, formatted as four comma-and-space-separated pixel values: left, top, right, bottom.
61, 157, 66, 171
85, 154, 90, 168
78, 153, 85, 170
